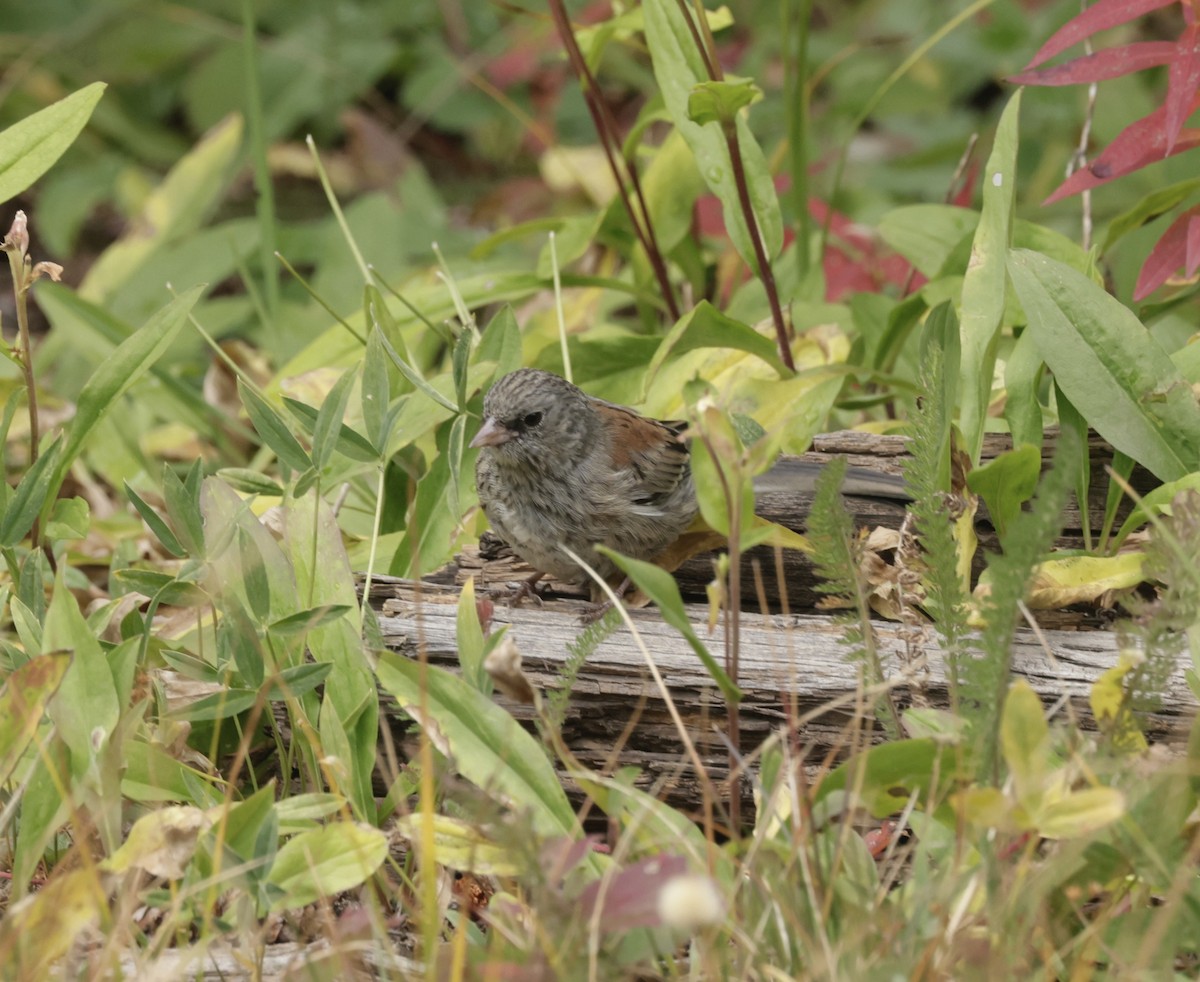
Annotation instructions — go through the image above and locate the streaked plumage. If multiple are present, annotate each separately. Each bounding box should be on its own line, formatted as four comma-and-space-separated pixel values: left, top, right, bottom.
471, 368, 697, 589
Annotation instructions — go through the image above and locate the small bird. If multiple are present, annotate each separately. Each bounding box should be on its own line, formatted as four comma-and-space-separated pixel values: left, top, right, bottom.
471, 368, 698, 598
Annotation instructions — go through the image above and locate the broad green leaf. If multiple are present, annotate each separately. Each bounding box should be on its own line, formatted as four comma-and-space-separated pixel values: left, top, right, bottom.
267, 822, 388, 912
376, 653, 580, 841
1009, 250, 1200, 481
878, 204, 977, 277
44, 496, 88, 541
80, 114, 243, 301
960, 91, 1020, 463
966, 444, 1041, 540
597, 548, 741, 702
641, 129, 707, 255
647, 301, 787, 384
0, 83, 106, 204
43, 567, 120, 776
643, 0, 782, 270
240, 381, 312, 473
817, 738, 967, 816
0, 652, 71, 786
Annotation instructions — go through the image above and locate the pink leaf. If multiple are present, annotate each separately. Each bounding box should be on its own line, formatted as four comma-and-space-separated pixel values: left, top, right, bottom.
1166, 25, 1200, 153
1008, 41, 1175, 85
1024, 0, 1180, 70
1133, 205, 1200, 299
1044, 101, 1200, 204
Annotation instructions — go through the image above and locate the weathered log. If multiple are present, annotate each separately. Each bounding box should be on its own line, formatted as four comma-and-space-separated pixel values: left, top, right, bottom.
368, 577, 1193, 815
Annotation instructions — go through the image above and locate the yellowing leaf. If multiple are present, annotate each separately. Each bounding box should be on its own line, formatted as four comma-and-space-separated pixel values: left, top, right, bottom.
1000, 680, 1047, 799
1035, 787, 1125, 839
393, 814, 529, 877
1025, 553, 1147, 609
102, 806, 210, 879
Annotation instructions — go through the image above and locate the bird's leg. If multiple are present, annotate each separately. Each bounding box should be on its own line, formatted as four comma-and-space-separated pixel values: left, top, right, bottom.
509, 570, 547, 608
579, 576, 630, 624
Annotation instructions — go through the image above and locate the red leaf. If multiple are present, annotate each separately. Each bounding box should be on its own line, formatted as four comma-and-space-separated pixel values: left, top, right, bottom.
1044, 100, 1200, 204
1133, 204, 1200, 299
1166, 25, 1200, 152
1024, 0, 1180, 70
1008, 41, 1175, 85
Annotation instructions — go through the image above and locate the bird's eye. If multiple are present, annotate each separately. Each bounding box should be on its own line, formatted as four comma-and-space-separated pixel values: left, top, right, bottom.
523, 411, 544, 428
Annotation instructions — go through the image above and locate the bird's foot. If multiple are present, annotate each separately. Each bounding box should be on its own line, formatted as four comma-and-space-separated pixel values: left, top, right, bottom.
508, 571, 547, 608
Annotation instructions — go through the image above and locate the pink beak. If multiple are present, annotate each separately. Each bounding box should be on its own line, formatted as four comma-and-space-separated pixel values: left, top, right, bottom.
470, 417, 514, 448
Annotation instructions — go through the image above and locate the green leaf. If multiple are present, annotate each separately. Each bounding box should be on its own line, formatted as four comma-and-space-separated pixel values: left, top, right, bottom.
311, 367, 357, 470
169, 687, 258, 722
966, 445, 1041, 540
1009, 250, 1200, 481
216, 468, 284, 497
44, 497, 89, 541
376, 653, 581, 841
0, 652, 71, 786
1003, 328, 1044, 450
265, 663, 333, 701
0, 435, 62, 546
239, 381, 313, 474
282, 398, 380, 463
959, 90, 1020, 463
643, 0, 782, 270
125, 482, 184, 557
43, 567, 120, 776
52, 286, 203, 500
647, 301, 787, 384
597, 548, 742, 703
686, 77, 762, 126
79, 114, 243, 301
878, 204, 977, 278
267, 822, 387, 912
163, 459, 205, 558
476, 306, 523, 382
1101, 176, 1200, 253
0, 83, 106, 204
456, 576, 489, 694
1111, 473, 1200, 549
268, 605, 353, 637
361, 328, 391, 452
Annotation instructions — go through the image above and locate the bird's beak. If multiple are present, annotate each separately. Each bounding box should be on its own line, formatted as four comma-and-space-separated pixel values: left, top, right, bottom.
470, 417, 513, 448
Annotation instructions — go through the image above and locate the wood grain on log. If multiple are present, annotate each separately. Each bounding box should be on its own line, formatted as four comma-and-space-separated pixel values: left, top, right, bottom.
368, 577, 1193, 813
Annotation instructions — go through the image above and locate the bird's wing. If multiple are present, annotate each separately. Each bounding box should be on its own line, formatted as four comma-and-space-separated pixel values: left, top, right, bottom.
593, 400, 690, 507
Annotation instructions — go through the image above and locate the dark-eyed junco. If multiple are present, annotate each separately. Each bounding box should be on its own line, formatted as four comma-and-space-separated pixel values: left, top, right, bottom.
471, 368, 698, 596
